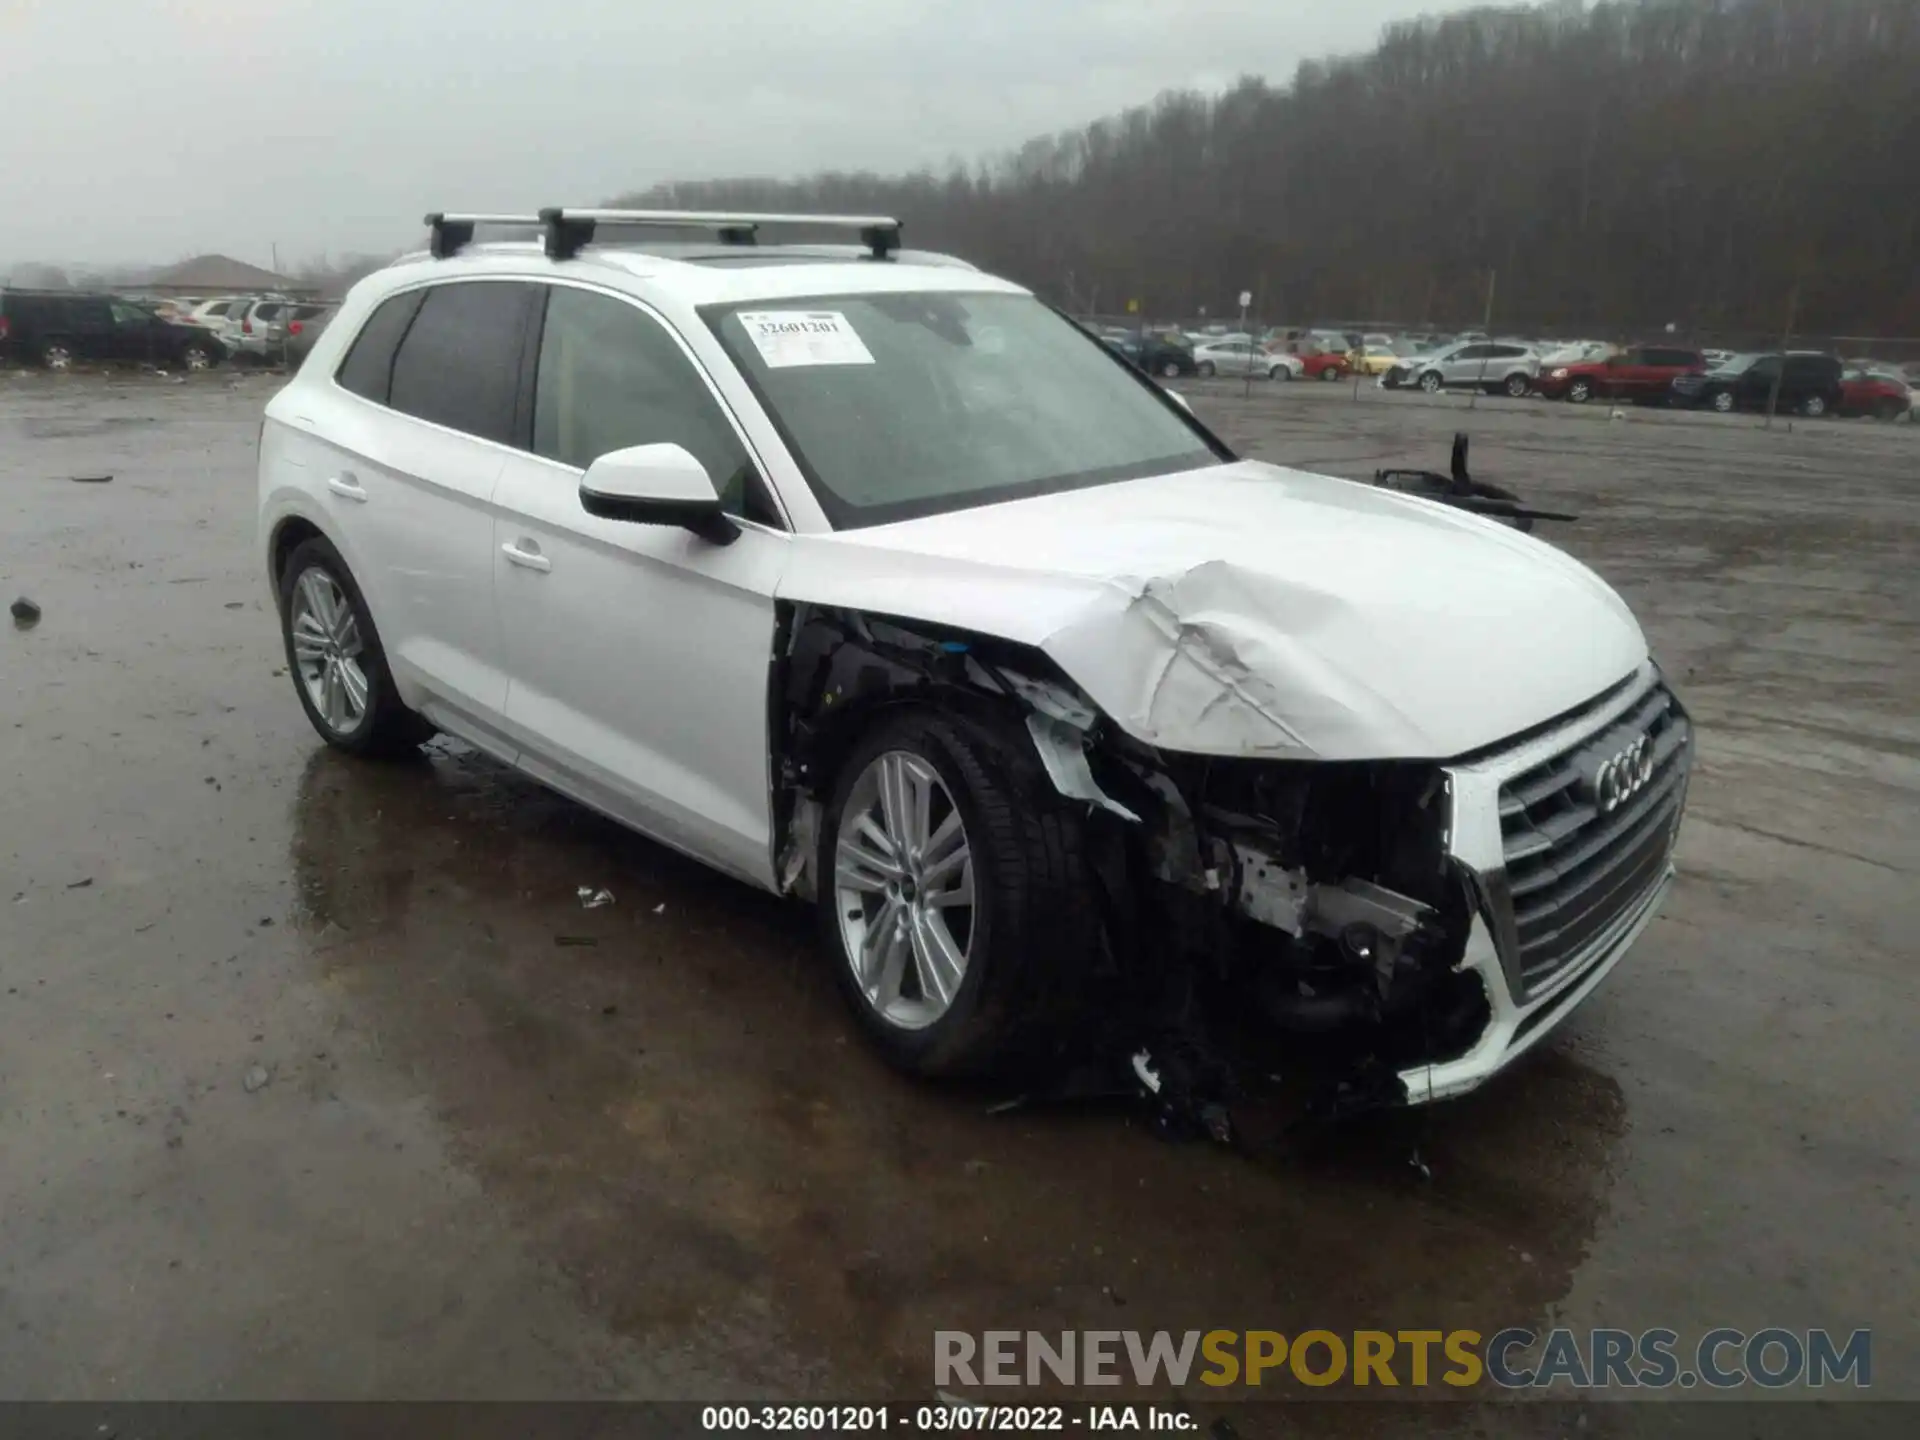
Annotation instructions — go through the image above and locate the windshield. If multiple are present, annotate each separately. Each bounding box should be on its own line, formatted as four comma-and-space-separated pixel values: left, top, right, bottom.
705, 291, 1222, 528
1713, 353, 1766, 374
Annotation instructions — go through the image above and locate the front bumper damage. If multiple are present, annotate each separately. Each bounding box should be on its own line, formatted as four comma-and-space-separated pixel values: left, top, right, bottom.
774, 605, 1690, 1130
1048, 658, 1693, 1121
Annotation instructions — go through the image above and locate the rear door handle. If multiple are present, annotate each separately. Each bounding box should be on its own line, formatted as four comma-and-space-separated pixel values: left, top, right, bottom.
327, 474, 368, 502
501, 540, 551, 573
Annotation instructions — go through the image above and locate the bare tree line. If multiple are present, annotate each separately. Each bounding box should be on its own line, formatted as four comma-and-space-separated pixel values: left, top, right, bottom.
612, 0, 1920, 336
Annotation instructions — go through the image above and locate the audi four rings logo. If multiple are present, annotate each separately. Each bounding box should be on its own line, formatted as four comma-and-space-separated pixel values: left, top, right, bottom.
1595, 735, 1656, 813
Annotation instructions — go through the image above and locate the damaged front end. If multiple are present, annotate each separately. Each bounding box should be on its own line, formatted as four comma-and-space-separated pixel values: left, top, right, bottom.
773, 604, 1522, 1129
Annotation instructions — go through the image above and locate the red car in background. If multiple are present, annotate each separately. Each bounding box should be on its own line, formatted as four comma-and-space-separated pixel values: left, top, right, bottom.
1537, 344, 1705, 404
1267, 340, 1352, 380
1838, 367, 1914, 421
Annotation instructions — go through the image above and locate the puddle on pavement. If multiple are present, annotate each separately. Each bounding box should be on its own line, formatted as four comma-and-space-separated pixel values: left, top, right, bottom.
286, 742, 1628, 1396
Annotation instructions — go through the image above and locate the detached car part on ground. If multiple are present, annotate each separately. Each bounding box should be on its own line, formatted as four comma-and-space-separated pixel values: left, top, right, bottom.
258, 208, 1693, 1132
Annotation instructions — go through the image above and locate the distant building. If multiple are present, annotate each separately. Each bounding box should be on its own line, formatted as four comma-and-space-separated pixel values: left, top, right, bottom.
140, 254, 316, 298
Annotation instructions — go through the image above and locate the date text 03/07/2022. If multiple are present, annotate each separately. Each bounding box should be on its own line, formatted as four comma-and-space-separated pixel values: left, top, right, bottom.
699, 1403, 1196, 1432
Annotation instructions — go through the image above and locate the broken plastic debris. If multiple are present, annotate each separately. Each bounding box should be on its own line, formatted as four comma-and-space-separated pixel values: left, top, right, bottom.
652, 902, 666, 914
242, 1064, 272, 1093
11, 596, 42, 629
69, 474, 113, 484
577, 886, 615, 909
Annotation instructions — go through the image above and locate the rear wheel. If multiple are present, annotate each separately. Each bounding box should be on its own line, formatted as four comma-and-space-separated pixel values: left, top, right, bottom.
1874, 398, 1907, 422
1195, 360, 1215, 378
1268, 364, 1292, 382
278, 536, 435, 758
1504, 372, 1530, 398
818, 709, 1094, 1078
40, 343, 73, 372
1159, 359, 1181, 379
1800, 393, 1829, 418
181, 343, 214, 372
1320, 365, 1343, 382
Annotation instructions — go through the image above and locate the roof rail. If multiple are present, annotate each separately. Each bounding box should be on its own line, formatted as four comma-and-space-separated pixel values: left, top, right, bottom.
422, 213, 545, 259
422, 208, 903, 262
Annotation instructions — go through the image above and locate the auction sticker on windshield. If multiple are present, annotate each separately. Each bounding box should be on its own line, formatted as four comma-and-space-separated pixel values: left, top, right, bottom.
737, 311, 875, 368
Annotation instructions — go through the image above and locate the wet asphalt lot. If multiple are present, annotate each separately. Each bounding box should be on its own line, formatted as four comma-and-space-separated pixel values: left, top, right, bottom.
0, 369, 1914, 1429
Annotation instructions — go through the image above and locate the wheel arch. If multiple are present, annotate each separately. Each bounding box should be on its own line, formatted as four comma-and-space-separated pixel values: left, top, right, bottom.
769, 602, 1126, 900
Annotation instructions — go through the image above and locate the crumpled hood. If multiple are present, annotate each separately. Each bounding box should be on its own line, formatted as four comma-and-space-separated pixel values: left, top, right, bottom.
778, 460, 1647, 760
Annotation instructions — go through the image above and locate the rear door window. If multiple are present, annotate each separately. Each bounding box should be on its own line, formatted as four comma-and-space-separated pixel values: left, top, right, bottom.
386, 282, 537, 443
336, 290, 426, 405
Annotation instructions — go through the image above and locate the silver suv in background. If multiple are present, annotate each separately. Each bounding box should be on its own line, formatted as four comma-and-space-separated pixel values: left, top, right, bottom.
232, 298, 334, 366
1410, 340, 1540, 397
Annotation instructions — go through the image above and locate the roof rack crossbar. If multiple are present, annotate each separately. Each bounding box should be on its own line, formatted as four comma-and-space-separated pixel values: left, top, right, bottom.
424, 212, 544, 258
535, 208, 903, 261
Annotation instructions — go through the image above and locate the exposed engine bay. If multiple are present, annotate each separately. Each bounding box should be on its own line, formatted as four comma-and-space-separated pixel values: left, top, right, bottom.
773, 603, 1497, 1139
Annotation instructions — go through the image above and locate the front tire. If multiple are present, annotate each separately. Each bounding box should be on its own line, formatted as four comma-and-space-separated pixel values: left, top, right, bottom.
1320, 365, 1343, 382
278, 536, 434, 757
1566, 377, 1594, 404
1800, 394, 1829, 418
1268, 364, 1292, 382
182, 343, 214, 372
1419, 370, 1443, 394
817, 709, 1094, 1079
1159, 359, 1181, 379
1875, 398, 1907, 422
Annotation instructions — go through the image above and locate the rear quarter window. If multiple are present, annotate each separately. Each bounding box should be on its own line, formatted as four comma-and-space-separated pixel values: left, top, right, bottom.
335, 290, 426, 405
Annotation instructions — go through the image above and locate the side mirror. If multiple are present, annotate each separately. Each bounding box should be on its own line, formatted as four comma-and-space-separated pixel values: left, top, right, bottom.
579, 443, 738, 546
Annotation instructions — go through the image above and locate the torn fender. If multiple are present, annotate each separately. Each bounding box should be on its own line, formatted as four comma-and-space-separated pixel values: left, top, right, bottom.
778, 460, 1648, 760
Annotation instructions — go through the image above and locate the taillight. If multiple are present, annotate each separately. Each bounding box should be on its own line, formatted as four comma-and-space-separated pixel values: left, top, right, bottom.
0, 316, 9, 340
288, 321, 303, 335
243, 319, 253, 334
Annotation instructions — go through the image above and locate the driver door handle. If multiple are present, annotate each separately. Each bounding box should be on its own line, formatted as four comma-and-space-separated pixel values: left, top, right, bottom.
327, 474, 368, 502
501, 540, 551, 573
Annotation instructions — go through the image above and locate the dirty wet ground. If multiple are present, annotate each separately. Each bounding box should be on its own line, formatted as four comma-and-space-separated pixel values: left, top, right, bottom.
0, 372, 1913, 1430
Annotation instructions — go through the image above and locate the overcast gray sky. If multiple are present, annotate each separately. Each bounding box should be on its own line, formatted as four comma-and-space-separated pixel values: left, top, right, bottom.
3, 0, 1490, 270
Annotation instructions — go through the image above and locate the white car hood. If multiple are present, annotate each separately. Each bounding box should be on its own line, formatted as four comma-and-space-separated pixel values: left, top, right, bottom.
778, 460, 1647, 760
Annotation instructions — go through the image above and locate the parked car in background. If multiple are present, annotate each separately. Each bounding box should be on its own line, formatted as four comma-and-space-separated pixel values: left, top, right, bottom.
185, 295, 254, 331
1537, 340, 1616, 368
1405, 340, 1538, 397
1537, 344, 1705, 404
0, 289, 225, 370
1670, 352, 1844, 416
1105, 332, 1197, 379
1838, 366, 1914, 421
1192, 338, 1268, 377
1291, 349, 1352, 381
1264, 352, 1306, 381
1351, 343, 1401, 377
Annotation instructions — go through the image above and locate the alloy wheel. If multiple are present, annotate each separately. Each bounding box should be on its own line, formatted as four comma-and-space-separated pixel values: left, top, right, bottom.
289, 567, 370, 735
833, 750, 975, 1031
43, 345, 72, 372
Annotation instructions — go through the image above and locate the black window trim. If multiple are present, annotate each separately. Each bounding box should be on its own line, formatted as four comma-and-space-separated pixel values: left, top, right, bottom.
516, 276, 792, 534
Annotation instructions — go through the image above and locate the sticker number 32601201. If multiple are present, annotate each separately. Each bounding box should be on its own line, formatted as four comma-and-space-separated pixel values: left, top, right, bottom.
737, 311, 875, 369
